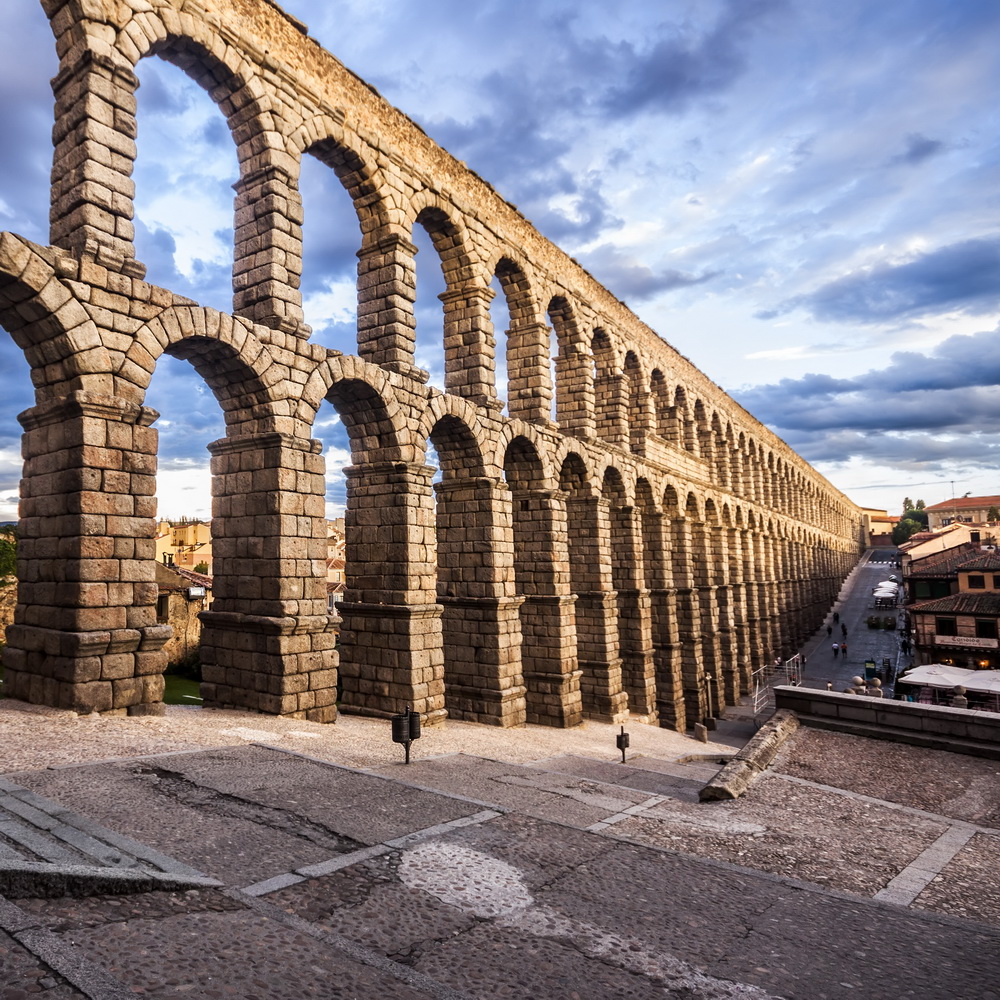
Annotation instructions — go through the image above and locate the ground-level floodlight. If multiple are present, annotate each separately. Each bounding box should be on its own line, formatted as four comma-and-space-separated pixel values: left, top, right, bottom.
391, 706, 422, 764
616, 725, 630, 763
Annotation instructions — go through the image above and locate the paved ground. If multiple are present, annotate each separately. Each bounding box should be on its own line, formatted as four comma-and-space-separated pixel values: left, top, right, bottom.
2, 693, 1000, 1000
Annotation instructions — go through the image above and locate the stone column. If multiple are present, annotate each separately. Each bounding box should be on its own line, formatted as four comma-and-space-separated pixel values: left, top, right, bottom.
671, 517, 708, 723
435, 477, 526, 726
611, 504, 657, 719
565, 495, 628, 722
232, 163, 306, 334
594, 370, 628, 446
642, 508, 686, 730
3, 392, 168, 714
627, 387, 654, 456
440, 286, 500, 408
355, 234, 425, 379
199, 433, 338, 722
49, 49, 143, 271
710, 524, 739, 706
554, 346, 596, 439
511, 488, 583, 727
505, 321, 554, 425
337, 461, 445, 725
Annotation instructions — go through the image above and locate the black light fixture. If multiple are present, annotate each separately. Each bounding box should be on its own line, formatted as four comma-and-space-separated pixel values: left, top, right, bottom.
391, 705, 422, 764
616, 724, 630, 763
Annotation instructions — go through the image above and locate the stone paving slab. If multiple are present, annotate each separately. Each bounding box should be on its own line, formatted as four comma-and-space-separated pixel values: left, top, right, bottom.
610, 771, 948, 897
11, 888, 450, 1000
0, 927, 87, 998
529, 753, 713, 799
267, 807, 1000, 1000
772, 727, 1000, 825
911, 831, 1000, 926
365, 753, 656, 827
10, 746, 486, 888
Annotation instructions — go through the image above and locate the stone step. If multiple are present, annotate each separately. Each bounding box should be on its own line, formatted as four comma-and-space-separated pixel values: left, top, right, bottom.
0, 778, 221, 898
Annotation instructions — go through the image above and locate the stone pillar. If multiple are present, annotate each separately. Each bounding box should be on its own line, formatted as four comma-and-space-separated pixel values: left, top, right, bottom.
3, 392, 168, 714
440, 286, 499, 408
611, 504, 657, 719
710, 525, 740, 706
628, 388, 654, 456
671, 517, 708, 723
554, 346, 596, 439
565, 495, 628, 722
641, 508, 686, 730
200, 433, 338, 722
49, 50, 145, 273
355, 234, 424, 378
505, 321, 554, 425
435, 477, 526, 726
232, 163, 306, 334
594, 370, 628, 446
337, 461, 445, 724
511, 488, 583, 727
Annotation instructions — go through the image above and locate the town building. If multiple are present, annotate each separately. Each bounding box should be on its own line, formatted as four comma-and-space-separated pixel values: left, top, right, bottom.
924, 495, 1000, 530
156, 519, 213, 575
861, 508, 898, 547
154, 562, 212, 667
906, 551, 1000, 670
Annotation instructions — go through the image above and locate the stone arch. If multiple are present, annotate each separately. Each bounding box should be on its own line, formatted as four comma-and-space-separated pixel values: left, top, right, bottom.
624, 351, 651, 455
0, 236, 113, 391
409, 199, 495, 405
491, 254, 550, 423
549, 296, 594, 438
503, 434, 582, 726
592, 329, 627, 446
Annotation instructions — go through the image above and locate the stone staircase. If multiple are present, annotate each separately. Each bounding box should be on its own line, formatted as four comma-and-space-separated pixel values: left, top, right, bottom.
0, 777, 221, 897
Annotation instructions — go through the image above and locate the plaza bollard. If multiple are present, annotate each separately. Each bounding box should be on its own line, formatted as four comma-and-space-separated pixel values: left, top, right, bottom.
391, 706, 422, 764
616, 725, 630, 763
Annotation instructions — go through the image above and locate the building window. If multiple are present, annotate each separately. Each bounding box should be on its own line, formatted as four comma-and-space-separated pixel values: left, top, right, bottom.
935, 617, 958, 636
914, 581, 931, 599
975, 619, 998, 640
994, 575, 1000, 590
156, 594, 169, 623
971, 531, 981, 543
968, 575, 986, 590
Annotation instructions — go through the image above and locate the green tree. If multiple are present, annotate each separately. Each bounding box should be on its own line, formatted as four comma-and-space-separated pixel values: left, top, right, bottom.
892, 518, 923, 546
987, 506, 1000, 522
902, 497, 914, 512
915, 499, 925, 509
0, 526, 16, 581
193, 562, 209, 574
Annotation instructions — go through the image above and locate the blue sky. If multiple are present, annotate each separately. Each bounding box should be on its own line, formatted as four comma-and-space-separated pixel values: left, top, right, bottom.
1, 0, 998, 521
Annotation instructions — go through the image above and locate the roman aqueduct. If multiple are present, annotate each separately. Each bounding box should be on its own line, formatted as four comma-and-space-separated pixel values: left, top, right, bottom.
0, 0, 863, 730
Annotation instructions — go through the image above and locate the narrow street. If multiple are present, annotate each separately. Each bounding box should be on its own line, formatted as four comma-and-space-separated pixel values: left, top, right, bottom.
797, 548, 907, 693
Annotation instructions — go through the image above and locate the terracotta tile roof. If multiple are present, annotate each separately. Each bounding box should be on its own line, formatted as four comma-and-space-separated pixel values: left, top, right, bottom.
909, 592, 1000, 615
905, 544, 977, 577
957, 552, 1000, 571
924, 494, 1000, 512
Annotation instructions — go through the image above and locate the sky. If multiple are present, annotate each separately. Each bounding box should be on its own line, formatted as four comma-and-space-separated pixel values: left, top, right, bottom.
0, 0, 998, 523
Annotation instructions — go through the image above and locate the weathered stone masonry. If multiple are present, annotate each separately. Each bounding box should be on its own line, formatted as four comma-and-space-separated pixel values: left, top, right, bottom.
0, 0, 864, 729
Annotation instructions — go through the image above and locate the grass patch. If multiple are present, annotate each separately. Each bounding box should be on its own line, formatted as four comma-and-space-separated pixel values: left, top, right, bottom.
163, 674, 203, 706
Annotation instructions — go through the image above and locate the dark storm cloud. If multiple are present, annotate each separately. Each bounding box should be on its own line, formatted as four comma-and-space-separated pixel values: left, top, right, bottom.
732, 330, 1000, 469
600, 0, 782, 116
760, 237, 1000, 324
0, 6, 59, 244
579, 244, 720, 301
892, 133, 945, 166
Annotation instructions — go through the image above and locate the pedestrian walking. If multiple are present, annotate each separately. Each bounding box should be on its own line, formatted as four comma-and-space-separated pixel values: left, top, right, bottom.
833, 612, 840, 624
840, 623, 847, 637
840, 640, 848, 656
832, 642, 840, 658
827, 624, 833, 637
